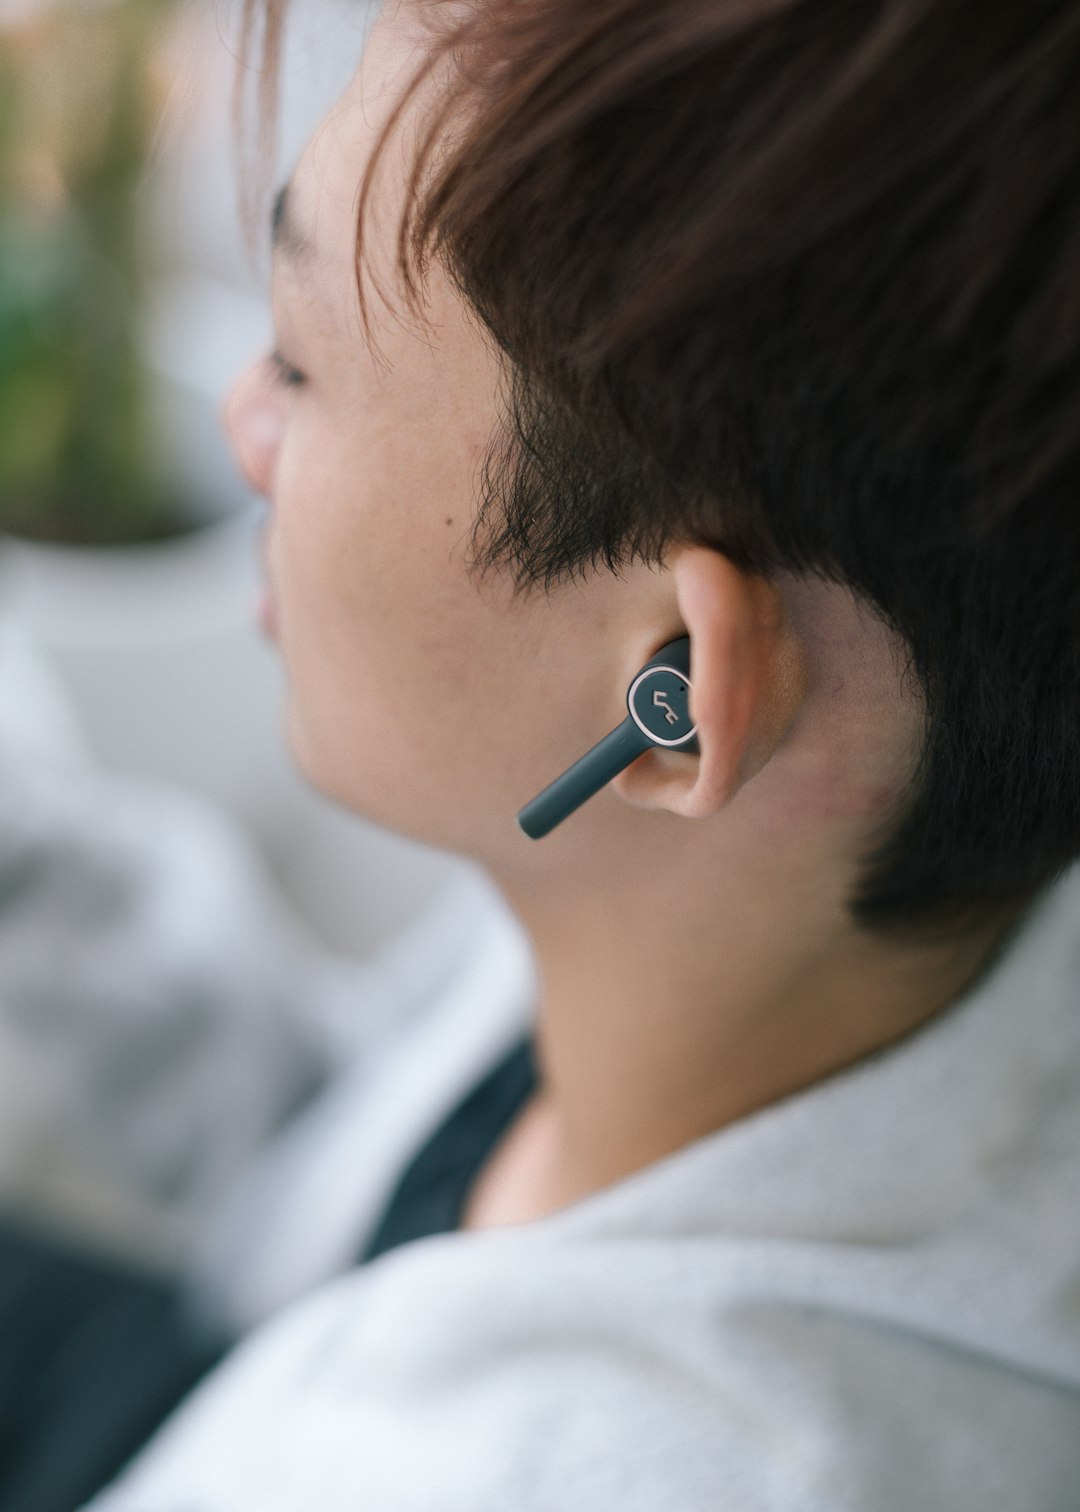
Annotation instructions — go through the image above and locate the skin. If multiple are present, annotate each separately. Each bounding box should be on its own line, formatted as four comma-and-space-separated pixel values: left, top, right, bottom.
222, 1, 1018, 1227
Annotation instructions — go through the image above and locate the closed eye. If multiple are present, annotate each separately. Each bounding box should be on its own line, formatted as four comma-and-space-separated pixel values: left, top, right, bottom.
268, 348, 307, 390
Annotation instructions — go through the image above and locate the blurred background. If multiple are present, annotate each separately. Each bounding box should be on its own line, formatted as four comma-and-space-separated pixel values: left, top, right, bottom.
0, 0, 473, 956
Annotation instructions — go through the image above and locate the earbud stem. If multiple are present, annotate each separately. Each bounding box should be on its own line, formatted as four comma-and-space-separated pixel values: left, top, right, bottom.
517, 716, 652, 839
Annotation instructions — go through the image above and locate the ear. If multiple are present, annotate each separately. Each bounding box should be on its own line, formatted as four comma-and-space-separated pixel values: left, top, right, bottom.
610, 546, 808, 820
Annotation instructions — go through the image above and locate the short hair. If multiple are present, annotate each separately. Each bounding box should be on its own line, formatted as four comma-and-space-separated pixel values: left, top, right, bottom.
238, 0, 1080, 944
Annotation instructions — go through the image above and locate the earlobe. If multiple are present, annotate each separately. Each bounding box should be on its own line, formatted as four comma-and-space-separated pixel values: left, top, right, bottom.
611, 547, 805, 821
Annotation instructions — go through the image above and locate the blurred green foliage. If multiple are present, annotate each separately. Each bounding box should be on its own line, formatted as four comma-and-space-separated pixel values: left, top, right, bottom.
0, 0, 192, 545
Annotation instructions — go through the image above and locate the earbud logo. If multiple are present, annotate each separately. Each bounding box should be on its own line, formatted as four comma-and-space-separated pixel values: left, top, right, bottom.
653, 690, 679, 726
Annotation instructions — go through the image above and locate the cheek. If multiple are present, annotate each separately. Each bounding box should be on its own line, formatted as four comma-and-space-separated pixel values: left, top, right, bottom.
268, 408, 534, 831
272, 418, 440, 691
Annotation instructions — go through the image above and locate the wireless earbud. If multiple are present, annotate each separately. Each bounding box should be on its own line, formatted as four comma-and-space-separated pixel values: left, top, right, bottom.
517, 636, 699, 839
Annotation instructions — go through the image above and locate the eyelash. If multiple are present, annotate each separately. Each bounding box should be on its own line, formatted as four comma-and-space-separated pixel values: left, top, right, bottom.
268, 348, 307, 390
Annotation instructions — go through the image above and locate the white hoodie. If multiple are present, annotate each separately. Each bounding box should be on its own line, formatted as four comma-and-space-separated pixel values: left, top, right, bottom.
84, 858, 1080, 1511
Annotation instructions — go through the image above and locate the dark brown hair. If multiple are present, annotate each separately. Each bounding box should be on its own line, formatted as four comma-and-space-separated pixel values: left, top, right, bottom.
237, 0, 1080, 944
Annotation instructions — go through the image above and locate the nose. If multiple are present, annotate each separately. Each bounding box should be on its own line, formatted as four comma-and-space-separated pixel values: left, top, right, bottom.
220, 355, 286, 501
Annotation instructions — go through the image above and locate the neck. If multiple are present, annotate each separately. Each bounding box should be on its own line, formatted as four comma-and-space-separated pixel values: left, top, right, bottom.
491, 803, 1020, 1211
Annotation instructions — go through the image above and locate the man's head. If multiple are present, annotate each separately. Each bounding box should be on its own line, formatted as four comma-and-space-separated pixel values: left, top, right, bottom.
224, 0, 1080, 949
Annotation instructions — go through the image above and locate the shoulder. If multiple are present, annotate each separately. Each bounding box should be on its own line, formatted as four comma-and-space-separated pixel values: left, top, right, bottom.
84, 1227, 1080, 1512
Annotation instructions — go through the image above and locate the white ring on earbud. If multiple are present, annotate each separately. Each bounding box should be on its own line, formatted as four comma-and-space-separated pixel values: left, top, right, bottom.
626, 665, 698, 748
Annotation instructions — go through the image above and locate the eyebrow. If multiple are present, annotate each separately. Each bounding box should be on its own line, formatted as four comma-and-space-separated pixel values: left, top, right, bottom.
271, 179, 313, 265
272, 174, 388, 362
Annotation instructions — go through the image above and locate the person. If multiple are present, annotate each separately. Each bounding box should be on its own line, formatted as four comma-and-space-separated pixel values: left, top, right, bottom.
83, 0, 1080, 1506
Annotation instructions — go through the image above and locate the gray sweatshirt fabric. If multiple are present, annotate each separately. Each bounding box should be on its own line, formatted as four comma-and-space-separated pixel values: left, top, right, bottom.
83, 858, 1080, 1511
